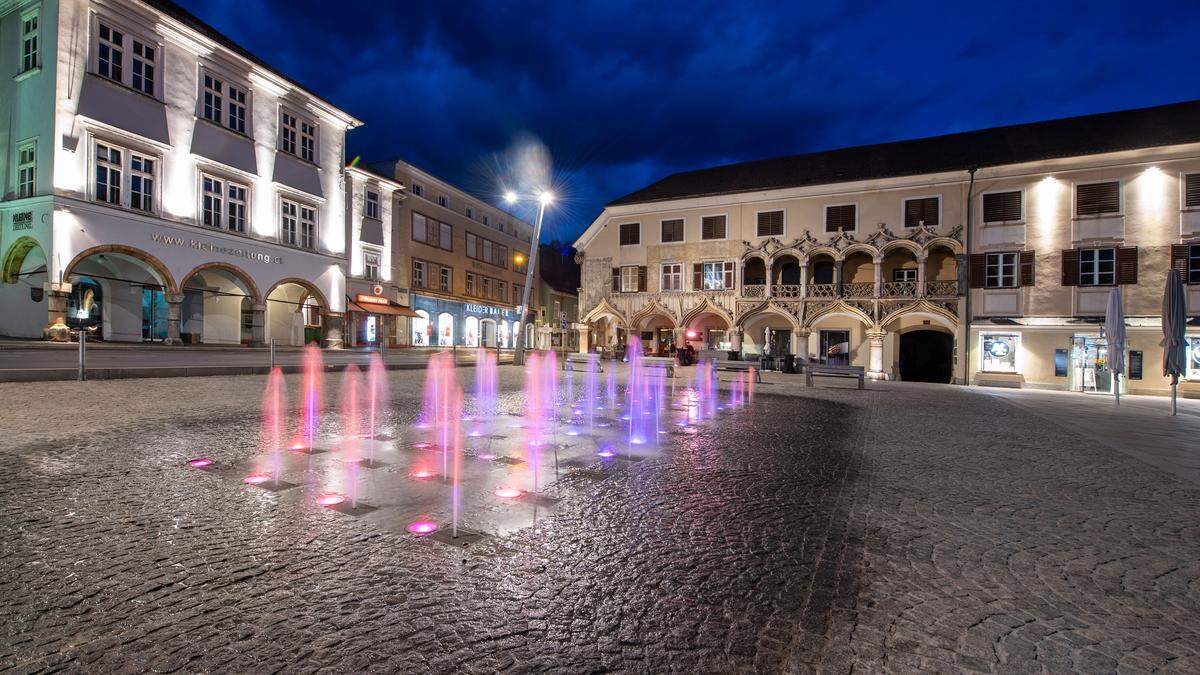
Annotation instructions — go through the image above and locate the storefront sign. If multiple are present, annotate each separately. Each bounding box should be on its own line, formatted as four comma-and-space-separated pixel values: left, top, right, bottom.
1128, 350, 1143, 380
11, 211, 33, 231
356, 294, 390, 306
465, 303, 507, 316
150, 233, 282, 264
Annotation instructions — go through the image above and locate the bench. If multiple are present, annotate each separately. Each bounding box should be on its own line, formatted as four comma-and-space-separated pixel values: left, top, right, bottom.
564, 352, 603, 373
712, 359, 762, 383
640, 355, 676, 378
805, 364, 865, 389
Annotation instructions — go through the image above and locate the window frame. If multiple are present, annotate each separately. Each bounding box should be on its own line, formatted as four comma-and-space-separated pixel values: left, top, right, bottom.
981, 189, 1025, 225
661, 262, 682, 292
279, 196, 318, 250
902, 195, 941, 229
1190, 244, 1200, 285
1073, 179, 1123, 218
660, 218, 685, 244
1078, 247, 1117, 286
362, 246, 381, 281
411, 259, 426, 289
410, 182, 423, 197
90, 138, 160, 214
824, 203, 858, 233
20, 9, 39, 74
279, 107, 318, 162
754, 209, 785, 238
701, 260, 733, 290
891, 267, 919, 283
91, 17, 161, 99
364, 188, 381, 220
984, 251, 1018, 289
619, 265, 639, 293
699, 213, 729, 241
16, 140, 36, 199
198, 68, 251, 135
618, 222, 641, 247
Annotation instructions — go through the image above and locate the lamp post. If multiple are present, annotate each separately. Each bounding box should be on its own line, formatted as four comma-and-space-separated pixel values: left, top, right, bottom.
506, 189, 553, 366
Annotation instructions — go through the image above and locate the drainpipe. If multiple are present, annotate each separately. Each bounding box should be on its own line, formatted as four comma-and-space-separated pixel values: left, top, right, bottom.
963, 166, 977, 386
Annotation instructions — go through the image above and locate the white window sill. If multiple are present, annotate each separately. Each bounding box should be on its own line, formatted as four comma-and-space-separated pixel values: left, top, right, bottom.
13, 66, 41, 82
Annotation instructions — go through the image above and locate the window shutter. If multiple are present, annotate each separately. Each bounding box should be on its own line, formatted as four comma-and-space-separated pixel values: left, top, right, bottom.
1116, 246, 1138, 285
1076, 182, 1120, 216
1061, 250, 1079, 286
825, 204, 856, 232
637, 266, 647, 292
756, 211, 783, 237
1185, 174, 1200, 209
1019, 250, 1035, 287
983, 191, 1022, 223
723, 261, 735, 289
904, 197, 939, 227
1171, 244, 1190, 278
693, 263, 702, 290
968, 254, 986, 288
701, 215, 726, 240
611, 267, 620, 292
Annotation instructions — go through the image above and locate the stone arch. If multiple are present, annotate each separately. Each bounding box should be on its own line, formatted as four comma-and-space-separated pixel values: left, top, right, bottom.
804, 246, 839, 263
735, 301, 801, 331
879, 239, 924, 258
181, 262, 263, 303
805, 300, 873, 330
768, 247, 803, 266
740, 249, 769, 264
630, 299, 676, 330
680, 297, 734, 329
840, 243, 880, 261
63, 244, 178, 294
265, 277, 328, 310
880, 300, 959, 332
582, 297, 628, 327
2, 236, 44, 284
922, 237, 963, 256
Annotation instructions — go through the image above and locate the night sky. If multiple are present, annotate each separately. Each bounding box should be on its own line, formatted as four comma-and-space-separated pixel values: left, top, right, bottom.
177, 0, 1199, 242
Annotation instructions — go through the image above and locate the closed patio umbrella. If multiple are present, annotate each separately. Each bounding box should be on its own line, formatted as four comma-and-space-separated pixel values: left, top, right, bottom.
1103, 287, 1126, 405
1161, 268, 1188, 416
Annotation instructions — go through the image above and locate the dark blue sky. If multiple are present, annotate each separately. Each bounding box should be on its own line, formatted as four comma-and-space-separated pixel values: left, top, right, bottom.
179, 0, 1198, 242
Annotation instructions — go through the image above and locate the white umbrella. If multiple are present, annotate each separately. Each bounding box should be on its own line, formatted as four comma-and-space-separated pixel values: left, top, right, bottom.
1103, 287, 1126, 405
1161, 268, 1188, 415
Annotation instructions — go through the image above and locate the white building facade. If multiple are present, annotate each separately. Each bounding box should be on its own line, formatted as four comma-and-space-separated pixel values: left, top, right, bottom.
0, 0, 360, 346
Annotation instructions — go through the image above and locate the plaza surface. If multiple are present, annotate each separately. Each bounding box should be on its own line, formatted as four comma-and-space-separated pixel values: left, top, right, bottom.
1, 366, 1198, 672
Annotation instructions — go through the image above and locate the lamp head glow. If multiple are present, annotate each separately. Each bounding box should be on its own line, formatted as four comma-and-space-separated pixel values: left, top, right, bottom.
538, 191, 554, 206
503, 190, 518, 204
514, 252, 526, 264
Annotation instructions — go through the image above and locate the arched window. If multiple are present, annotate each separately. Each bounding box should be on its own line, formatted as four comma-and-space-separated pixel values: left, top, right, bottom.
437, 312, 454, 346
464, 316, 479, 347
411, 309, 430, 346
499, 320, 511, 348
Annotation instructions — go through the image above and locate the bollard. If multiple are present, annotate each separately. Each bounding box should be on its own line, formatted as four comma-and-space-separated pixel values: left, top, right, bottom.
270, 338, 276, 371
452, 343, 457, 367
78, 331, 87, 381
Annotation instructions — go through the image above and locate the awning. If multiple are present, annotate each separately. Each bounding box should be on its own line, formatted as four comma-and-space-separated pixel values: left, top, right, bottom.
347, 300, 420, 317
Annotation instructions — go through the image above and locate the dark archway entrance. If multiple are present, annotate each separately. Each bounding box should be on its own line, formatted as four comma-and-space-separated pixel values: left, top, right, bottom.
899, 330, 953, 383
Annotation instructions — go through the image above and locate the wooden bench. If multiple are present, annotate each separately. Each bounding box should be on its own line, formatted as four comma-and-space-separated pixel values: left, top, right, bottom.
805, 364, 865, 389
564, 352, 603, 373
712, 360, 762, 383
640, 355, 676, 378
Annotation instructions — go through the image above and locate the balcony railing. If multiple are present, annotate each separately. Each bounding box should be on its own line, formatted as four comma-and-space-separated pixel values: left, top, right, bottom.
925, 280, 959, 297
807, 283, 836, 298
742, 284, 767, 298
881, 281, 917, 298
843, 282, 874, 298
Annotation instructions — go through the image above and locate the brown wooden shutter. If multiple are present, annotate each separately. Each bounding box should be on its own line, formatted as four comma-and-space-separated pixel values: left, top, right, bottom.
1076, 182, 1120, 216
756, 211, 783, 237
723, 261, 735, 289
693, 263, 703, 290
637, 266, 647, 292
1185, 174, 1200, 209
1061, 250, 1079, 286
1116, 246, 1138, 285
825, 204, 856, 232
611, 267, 620, 292
1171, 244, 1190, 278
904, 197, 939, 227
1019, 250, 1035, 287
968, 254, 986, 288
983, 191, 1023, 223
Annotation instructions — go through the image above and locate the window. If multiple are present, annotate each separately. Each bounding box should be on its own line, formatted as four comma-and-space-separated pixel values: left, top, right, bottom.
892, 268, 918, 283
280, 200, 297, 245
701, 215, 726, 240
661, 219, 684, 243
363, 250, 380, 281
412, 212, 427, 242
756, 210, 784, 237
300, 120, 316, 162
496, 281, 506, 300
1076, 181, 1120, 216
227, 84, 247, 133
412, 260, 426, 288
981, 334, 1019, 373
440, 222, 452, 250
280, 199, 316, 249
619, 266, 639, 293
202, 74, 223, 124
410, 183, 423, 197
983, 191, 1023, 223
985, 252, 1017, 288
514, 284, 523, 305
202, 176, 223, 227
465, 232, 476, 258
482, 215, 490, 226
226, 182, 247, 233
16, 142, 36, 199
1188, 244, 1200, 285
20, 11, 38, 73
130, 39, 155, 95
482, 239, 493, 263
94, 143, 122, 205
903, 197, 939, 228
701, 261, 734, 290
299, 205, 316, 249
96, 23, 124, 83
279, 112, 297, 155
825, 204, 856, 232
661, 263, 682, 291
438, 195, 448, 207
619, 222, 640, 246
1079, 248, 1116, 286
465, 273, 475, 295
365, 190, 380, 219
1185, 174, 1200, 209
466, 207, 473, 219
412, 213, 451, 251
439, 267, 450, 292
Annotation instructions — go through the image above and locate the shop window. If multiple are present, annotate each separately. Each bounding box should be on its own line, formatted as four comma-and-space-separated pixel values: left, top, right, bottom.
981, 333, 1019, 373
437, 312, 454, 346
465, 316, 479, 347
411, 309, 430, 346
1187, 336, 1200, 380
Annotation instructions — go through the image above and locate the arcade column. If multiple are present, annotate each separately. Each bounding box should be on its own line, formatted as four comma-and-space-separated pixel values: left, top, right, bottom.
249, 302, 267, 347
866, 328, 888, 380
164, 292, 183, 346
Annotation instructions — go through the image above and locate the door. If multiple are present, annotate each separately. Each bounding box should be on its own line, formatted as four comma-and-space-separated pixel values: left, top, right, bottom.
898, 330, 953, 383
820, 330, 850, 365
141, 289, 168, 341
1070, 336, 1111, 393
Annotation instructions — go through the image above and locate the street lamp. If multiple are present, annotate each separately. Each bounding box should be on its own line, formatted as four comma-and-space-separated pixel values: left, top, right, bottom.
504, 188, 554, 366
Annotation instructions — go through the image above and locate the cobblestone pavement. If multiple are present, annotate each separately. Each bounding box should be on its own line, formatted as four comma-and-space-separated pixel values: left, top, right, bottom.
0, 370, 1198, 672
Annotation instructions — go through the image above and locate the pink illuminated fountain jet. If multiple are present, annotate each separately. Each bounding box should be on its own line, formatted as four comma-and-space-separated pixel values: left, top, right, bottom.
291, 343, 323, 452
246, 367, 287, 486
